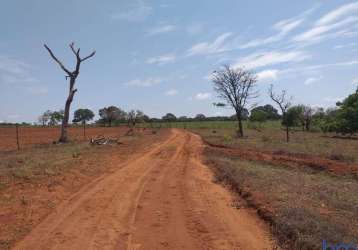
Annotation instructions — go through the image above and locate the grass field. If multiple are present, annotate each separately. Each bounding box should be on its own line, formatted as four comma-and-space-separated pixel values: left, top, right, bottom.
0, 129, 167, 249
190, 124, 358, 164
205, 150, 358, 249
192, 124, 358, 249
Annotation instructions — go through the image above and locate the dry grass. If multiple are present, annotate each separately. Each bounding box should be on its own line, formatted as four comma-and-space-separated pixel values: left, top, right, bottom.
205, 148, 358, 249
193, 128, 358, 163
0, 129, 167, 249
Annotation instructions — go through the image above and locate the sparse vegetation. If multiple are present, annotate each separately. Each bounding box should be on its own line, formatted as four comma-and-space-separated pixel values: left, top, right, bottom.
205, 149, 358, 249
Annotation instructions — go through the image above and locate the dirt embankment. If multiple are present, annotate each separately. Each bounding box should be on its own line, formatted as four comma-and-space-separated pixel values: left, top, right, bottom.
10, 129, 275, 250
204, 140, 358, 176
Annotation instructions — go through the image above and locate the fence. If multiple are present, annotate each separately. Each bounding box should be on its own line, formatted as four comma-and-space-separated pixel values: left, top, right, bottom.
0, 125, 129, 152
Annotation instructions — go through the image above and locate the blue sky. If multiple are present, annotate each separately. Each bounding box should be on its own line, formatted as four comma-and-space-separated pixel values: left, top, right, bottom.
1, 0, 358, 123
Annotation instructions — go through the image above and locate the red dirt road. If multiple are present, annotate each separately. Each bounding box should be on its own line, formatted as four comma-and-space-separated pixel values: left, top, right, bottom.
14, 129, 274, 250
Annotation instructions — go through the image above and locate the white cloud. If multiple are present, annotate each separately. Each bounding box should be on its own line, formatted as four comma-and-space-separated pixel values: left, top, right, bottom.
0, 56, 31, 75
294, 2, 358, 44
257, 69, 279, 81
316, 2, 358, 26
147, 25, 176, 36
165, 89, 178, 96
304, 76, 322, 85
233, 50, 310, 70
0, 56, 39, 89
333, 42, 356, 49
111, 0, 152, 22
195, 92, 212, 100
146, 54, 176, 65
187, 32, 232, 56
293, 60, 358, 72
352, 78, 358, 85
124, 77, 162, 87
240, 6, 317, 49
241, 18, 304, 49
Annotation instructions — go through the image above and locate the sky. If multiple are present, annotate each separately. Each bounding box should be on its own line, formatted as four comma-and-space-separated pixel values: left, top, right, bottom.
1, 0, 358, 123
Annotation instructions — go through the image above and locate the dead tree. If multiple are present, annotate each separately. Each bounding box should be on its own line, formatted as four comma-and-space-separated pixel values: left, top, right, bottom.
212, 65, 258, 137
44, 43, 95, 142
269, 84, 292, 142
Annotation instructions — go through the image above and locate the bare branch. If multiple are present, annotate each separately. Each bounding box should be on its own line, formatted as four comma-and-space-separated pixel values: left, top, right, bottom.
212, 65, 258, 136
268, 84, 291, 114
81, 51, 96, 62
44, 44, 71, 75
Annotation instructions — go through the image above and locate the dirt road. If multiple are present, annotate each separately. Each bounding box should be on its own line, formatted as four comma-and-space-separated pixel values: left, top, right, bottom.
14, 129, 274, 250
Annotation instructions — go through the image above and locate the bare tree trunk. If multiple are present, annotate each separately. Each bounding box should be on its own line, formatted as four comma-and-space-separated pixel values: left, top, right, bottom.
44, 43, 95, 143
286, 125, 289, 142
83, 121, 86, 139
236, 111, 244, 137
59, 78, 77, 142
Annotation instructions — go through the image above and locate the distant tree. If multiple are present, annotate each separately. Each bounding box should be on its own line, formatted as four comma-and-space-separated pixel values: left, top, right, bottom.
290, 105, 313, 131
195, 114, 206, 121
250, 109, 269, 123
212, 65, 258, 137
127, 110, 145, 127
317, 108, 339, 133
98, 106, 126, 127
144, 114, 151, 122
212, 102, 226, 107
335, 87, 358, 135
73, 108, 94, 124
269, 84, 292, 142
178, 116, 189, 122
162, 113, 177, 122
284, 106, 302, 128
44, 42, 95, 142
49, 110, 64, 126
251, 104, 280, 120
38, 110, 52, 126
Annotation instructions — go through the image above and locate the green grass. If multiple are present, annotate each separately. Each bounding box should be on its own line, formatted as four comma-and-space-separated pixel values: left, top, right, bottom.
206, 151, 358, 249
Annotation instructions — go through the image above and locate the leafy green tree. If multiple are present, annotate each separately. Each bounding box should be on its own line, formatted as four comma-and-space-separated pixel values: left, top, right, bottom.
195, 114, 206, 121
98, 106, 126, 127
73, 108, 94, 124
178, 116, 188, 122
283, 106, 302, 128
250, 109, 269, 123
335, 88, 358, 135
162, 113, 177, 122
251, 104, 280, 120
49, 110, 64, 126
289, 105, 314, 131
38, 110, 52, 126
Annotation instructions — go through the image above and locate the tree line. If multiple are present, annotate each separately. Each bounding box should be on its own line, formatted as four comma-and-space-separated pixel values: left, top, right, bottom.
212, 65, 358, 141
41, 43, 357, 143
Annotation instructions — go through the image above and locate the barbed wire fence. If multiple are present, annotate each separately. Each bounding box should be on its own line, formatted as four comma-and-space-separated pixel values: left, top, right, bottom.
0, 125, 130, 152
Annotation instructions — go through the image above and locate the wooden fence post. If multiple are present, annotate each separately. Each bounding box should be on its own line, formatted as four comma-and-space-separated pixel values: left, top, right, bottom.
15, 124, 20, 150
83, 122, 86, 140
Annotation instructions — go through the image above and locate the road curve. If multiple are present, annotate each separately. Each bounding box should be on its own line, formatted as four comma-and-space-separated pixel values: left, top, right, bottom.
14, 129, 274, 250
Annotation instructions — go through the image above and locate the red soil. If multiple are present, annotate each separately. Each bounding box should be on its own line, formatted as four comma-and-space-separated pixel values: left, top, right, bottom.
0, 126, 130, 151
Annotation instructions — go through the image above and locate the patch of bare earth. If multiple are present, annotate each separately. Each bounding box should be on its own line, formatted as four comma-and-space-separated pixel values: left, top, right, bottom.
7, 129, 276, 250
0, 128, 168, 249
